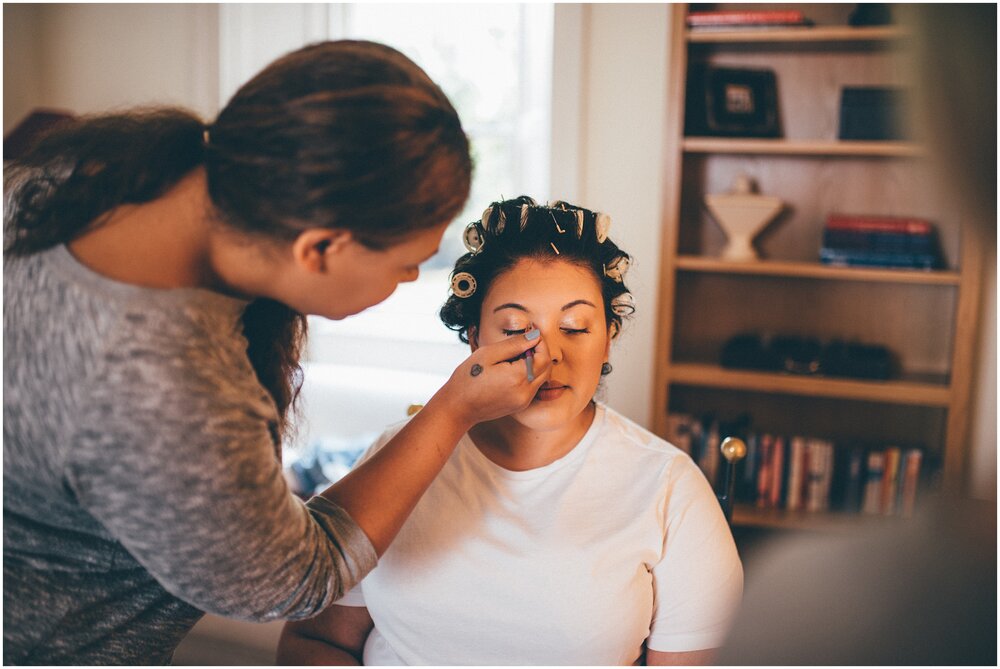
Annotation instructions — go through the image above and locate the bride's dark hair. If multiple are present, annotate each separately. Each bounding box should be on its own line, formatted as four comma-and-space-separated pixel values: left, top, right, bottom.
440, 195, 634, 344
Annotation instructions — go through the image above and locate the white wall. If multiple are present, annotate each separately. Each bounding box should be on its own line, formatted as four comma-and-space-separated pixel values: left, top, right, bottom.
3, 3, 219, 131
574, 3, 671, 429
3, 5, 45, 134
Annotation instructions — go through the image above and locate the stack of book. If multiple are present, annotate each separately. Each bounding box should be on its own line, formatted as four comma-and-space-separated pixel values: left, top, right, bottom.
820, 214, 941, 270
665, 413, 930, 518
860, 447, 925, 517
686, 9, 813, 30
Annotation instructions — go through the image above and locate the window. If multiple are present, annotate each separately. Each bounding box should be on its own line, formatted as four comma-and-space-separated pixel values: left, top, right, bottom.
308, 3, 554, 366
218, 4, 555, 467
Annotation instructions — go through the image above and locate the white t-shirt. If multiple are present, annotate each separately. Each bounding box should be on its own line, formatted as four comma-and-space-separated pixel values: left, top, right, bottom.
337, 404, 743, 665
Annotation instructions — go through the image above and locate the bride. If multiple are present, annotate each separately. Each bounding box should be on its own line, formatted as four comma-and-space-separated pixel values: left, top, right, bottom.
277, 196, 743, 665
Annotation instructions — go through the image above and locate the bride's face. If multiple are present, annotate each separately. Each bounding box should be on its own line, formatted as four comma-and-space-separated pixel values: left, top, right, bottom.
474, 258, 611, 432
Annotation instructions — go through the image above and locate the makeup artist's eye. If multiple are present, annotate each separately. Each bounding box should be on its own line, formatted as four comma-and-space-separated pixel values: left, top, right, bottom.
502, 328, 528, 336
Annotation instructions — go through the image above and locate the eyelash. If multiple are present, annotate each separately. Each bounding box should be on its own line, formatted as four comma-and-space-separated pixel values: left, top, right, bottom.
501, 328, 590, 336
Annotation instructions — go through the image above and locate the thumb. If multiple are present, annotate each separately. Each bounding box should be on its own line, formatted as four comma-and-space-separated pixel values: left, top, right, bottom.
480, 328, 541, 365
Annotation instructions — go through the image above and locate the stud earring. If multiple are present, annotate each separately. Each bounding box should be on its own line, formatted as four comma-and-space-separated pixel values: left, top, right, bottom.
601, 362, 613, 376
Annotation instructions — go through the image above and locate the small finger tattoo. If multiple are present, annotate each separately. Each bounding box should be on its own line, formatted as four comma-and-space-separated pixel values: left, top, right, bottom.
470, 364, 483, 377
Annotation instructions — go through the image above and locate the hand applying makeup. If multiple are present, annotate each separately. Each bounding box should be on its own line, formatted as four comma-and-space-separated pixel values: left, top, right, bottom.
436, 328, 552, 429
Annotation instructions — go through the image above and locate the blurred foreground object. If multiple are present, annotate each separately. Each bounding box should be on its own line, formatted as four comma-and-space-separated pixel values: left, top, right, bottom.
718, 495, 996, 664
720, 5, 996, 664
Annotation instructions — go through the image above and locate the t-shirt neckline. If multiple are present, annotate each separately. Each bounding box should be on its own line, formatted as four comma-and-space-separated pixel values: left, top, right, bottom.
462, 403, 606, 480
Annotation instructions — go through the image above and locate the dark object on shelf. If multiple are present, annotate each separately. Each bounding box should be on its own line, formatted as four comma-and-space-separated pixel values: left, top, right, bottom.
721, 333, 780, 370
848, 3, 893, 26
820, 341, 894, 380
3, 109, 75, 162
838, 87, 909, 141
686, 65, 781, 138
772, 336, 823, 375
721, 333, 897, 380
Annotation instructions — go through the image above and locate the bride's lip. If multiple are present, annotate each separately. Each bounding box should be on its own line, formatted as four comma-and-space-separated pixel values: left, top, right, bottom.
534, 384, 568, 401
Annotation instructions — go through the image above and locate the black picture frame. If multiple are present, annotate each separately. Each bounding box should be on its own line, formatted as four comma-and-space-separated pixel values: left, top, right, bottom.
685, 66, 781, 138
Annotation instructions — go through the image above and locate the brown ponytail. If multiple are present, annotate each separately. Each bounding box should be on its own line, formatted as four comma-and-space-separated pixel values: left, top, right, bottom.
4, 40, 471, 444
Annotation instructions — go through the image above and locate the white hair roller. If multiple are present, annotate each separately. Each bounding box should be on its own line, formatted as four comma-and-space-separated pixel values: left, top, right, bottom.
595, 212, 611, 243
520, 204, 529, 231
481, 206, 493, 231
604, 255, 630, 283
575, 210, 585, 238
610, 292, 635, 317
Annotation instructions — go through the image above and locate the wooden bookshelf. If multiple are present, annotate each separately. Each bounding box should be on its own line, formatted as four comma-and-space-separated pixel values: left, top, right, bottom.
675, 256, 961, 286
681, 138, 924, 158
686, 25, 906, 45
669, 363, 951, 407
732, 504, 903, 533
653, 5, 982, 530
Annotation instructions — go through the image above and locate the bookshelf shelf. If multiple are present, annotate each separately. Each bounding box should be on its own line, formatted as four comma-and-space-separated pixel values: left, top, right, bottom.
731, 504, 899, 532
654, 5, 982, 525
674, 256, 962, 285
681, 138, 924, 158
669, 363, 952, 407
686, 25, 906, 45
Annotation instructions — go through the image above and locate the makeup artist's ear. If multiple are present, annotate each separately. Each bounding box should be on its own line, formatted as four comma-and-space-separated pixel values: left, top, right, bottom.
469, 326, 480, 352
291, 228, 353, 274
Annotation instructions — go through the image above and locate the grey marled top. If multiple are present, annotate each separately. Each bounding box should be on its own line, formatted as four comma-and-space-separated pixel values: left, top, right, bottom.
3, 245, 378, 664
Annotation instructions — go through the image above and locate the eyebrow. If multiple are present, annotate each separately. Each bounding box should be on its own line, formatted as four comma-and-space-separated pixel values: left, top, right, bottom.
493, 299, 597, 314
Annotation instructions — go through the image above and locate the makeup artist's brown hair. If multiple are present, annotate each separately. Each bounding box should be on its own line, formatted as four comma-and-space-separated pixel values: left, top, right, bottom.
4, 40, 472, 443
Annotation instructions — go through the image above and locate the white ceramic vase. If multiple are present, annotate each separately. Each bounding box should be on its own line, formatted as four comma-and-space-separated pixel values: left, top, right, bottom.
704, 174, 784, 262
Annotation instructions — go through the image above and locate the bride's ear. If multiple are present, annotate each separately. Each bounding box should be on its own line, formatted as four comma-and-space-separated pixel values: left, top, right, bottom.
469, 326, 480, 352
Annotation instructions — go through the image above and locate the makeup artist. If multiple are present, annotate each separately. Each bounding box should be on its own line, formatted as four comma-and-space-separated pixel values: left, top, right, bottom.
2, 40, 551, 665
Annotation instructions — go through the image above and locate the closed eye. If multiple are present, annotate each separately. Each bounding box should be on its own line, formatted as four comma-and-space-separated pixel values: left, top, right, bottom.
502, 328, 528, 336
562, 328, 590, 335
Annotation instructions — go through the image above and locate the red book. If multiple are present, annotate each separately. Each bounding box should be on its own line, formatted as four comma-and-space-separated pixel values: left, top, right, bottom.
899, 449, 923, 517
826, 214, 933, 236
881, 447, 902, 515
768, 436, 785, 508
756, 435, 774, 508
687, 10, 809, 27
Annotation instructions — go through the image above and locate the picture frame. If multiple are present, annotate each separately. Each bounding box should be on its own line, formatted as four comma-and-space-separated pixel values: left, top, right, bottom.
685, 66, 782, 138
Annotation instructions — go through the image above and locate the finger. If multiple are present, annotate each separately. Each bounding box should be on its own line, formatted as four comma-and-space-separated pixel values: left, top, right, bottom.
479, 329, 542, 365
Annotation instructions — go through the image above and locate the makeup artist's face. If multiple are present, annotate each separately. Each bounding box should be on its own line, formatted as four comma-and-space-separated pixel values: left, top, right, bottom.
301, 223, 448, 320
475, 258, 611, 432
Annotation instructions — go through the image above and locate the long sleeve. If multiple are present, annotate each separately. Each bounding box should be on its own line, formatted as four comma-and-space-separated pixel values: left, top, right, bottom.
63, 302, 378, 621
